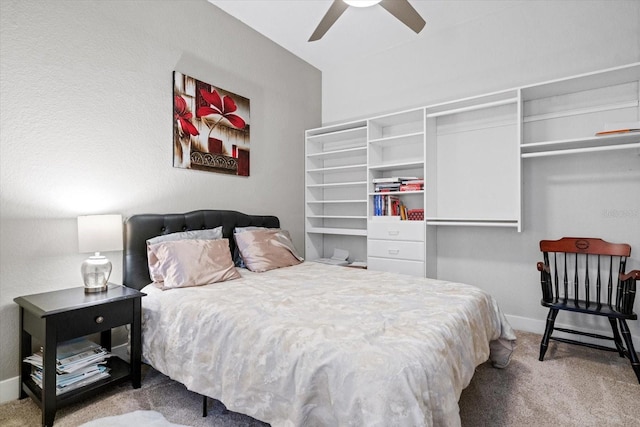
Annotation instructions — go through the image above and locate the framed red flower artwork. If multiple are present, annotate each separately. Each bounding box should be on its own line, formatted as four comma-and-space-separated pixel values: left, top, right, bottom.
173, 71, 250, 176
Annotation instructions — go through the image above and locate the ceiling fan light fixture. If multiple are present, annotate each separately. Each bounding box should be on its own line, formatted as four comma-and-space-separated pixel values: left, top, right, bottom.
344, 0, 382, 7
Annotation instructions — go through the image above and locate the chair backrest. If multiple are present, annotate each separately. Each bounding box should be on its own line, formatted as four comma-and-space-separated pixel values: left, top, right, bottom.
538, 237, 634, 314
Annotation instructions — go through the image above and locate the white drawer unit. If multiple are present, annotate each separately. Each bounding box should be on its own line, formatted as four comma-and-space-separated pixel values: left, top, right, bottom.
367, 220, 427, 277
368, 240, 424, 261
368, 220, 425, 241
367, 257, 425, 277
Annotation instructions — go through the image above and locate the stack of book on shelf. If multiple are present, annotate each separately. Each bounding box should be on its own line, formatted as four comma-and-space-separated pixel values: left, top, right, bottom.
373, 177, 422, 193
373, 194, 410, 219
23, 338, 111, 395
399, 178, 424, 192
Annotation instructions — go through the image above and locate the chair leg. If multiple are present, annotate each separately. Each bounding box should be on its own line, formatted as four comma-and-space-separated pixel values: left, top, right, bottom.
618, 320, 640, 384
539, 308, 558, 361
608, 318, 626, 357
202, 395, 207, 417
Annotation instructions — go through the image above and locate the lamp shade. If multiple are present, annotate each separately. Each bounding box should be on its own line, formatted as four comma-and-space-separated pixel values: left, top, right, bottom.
78, 214, 123, 253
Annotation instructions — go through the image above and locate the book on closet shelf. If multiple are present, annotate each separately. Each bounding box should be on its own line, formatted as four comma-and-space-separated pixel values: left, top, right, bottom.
373, 194, 402, 217
595, 121, 640, 136
372, 177, 418, 184
403, 178, 424, 184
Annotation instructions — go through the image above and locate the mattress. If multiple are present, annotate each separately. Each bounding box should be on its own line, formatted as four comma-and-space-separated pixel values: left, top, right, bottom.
141, 261, 516, 426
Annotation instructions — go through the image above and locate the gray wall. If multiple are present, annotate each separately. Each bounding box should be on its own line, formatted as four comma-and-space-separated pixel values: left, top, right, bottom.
0, 0, 321, 392
322, 1, 640, 339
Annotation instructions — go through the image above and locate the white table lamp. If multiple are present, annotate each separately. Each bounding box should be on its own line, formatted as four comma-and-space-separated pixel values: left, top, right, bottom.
77, 214, 123, 293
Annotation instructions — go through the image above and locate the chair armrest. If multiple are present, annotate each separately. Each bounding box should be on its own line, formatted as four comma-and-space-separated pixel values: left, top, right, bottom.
618, 270, 638, 315
538, 262, 553, 302
620, 270, 640, 281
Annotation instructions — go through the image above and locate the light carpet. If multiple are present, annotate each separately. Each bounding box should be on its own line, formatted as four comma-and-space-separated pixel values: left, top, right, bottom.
0, 331, 638, 426
78, 410, 189, 427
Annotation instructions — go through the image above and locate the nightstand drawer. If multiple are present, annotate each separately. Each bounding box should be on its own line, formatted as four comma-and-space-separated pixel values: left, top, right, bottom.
55, 300, 134, 341
368, 220, 425, 241
368, 239, 424, 261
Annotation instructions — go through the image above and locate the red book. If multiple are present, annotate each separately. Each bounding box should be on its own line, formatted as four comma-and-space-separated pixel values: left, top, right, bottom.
400, 184, 423, 191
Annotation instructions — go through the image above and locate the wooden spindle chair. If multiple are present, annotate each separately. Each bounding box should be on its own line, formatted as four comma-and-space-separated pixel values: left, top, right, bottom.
537, 237, 639, 383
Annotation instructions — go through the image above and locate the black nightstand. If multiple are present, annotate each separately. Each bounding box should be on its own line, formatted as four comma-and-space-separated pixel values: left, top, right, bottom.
14, 284, 145, 427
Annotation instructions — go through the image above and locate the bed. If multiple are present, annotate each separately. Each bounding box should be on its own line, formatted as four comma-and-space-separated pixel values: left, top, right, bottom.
123, 209, 516, 427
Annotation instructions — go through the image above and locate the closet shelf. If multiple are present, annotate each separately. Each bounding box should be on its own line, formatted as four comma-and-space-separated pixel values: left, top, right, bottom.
307, 181, 367, 189
426, 218, 520, 228
307, 215, 368, 220
306, 123, 367, 143
306, 164, 367, 173
368, 190, 424, 196
307, 200, 367, 204
426, 97, 518, 118
369, 132, 424, 144
306, 146, 366, 159
521, 132, 640, 158
368, 161, 423, 172
306, 227, 367, 236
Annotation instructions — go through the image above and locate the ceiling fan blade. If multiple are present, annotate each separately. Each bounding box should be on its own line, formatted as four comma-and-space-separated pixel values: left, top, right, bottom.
309, 0, 349, 42
379, 0, 425, 34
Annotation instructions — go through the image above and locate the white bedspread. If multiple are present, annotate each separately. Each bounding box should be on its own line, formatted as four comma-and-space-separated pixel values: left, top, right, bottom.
141, 262, 516, 427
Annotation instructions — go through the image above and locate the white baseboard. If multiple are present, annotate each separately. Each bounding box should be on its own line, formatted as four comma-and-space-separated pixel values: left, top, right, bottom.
0, 376, 19, 404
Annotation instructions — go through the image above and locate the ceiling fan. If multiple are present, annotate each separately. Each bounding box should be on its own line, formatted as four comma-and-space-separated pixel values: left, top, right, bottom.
309, 0, 426, 42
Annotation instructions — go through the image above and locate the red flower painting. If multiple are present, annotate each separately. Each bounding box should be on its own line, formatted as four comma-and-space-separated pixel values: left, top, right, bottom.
173, 71, 250, 176
196, 89, 246, 130
174, 96, 199, 136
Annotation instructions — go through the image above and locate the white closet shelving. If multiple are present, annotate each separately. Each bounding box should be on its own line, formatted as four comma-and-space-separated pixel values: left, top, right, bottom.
305, 120, 368, 262
366, 108, 436, 278
305, 62, 639, 277
425, 89, 522, 230
520, 62, 640, 158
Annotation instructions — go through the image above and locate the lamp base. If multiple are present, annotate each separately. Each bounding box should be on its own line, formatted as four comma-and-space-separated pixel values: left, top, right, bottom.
85, 284, 109, 293
82, 253, 112, 293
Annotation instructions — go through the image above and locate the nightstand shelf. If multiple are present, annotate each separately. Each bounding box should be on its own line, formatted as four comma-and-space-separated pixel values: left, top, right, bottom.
21, 356, 131, 406
14, 284, 145, 427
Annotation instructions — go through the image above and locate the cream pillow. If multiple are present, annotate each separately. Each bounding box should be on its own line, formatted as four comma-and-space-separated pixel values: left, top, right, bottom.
148, 238, 240, 289
234, 229, 303, 272
233, 226, 271, 267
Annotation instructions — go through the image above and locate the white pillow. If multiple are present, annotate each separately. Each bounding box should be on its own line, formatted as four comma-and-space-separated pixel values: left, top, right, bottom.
147, 238, 240, 289
146, 226, 223, 245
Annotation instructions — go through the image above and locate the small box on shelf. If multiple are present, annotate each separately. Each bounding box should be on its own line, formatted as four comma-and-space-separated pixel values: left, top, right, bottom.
407, 209, 424, 221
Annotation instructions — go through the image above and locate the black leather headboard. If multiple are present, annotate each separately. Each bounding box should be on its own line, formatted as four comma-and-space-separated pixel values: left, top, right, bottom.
123, 210, 280, 290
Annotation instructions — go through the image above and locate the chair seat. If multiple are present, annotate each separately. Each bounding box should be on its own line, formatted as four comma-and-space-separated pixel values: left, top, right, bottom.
541, 299, 637, 320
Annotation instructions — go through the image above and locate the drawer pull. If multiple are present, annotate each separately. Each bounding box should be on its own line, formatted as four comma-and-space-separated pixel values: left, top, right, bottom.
388, 249, 400, 255
388, 230, 400, 236
95, 316, 104, 324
